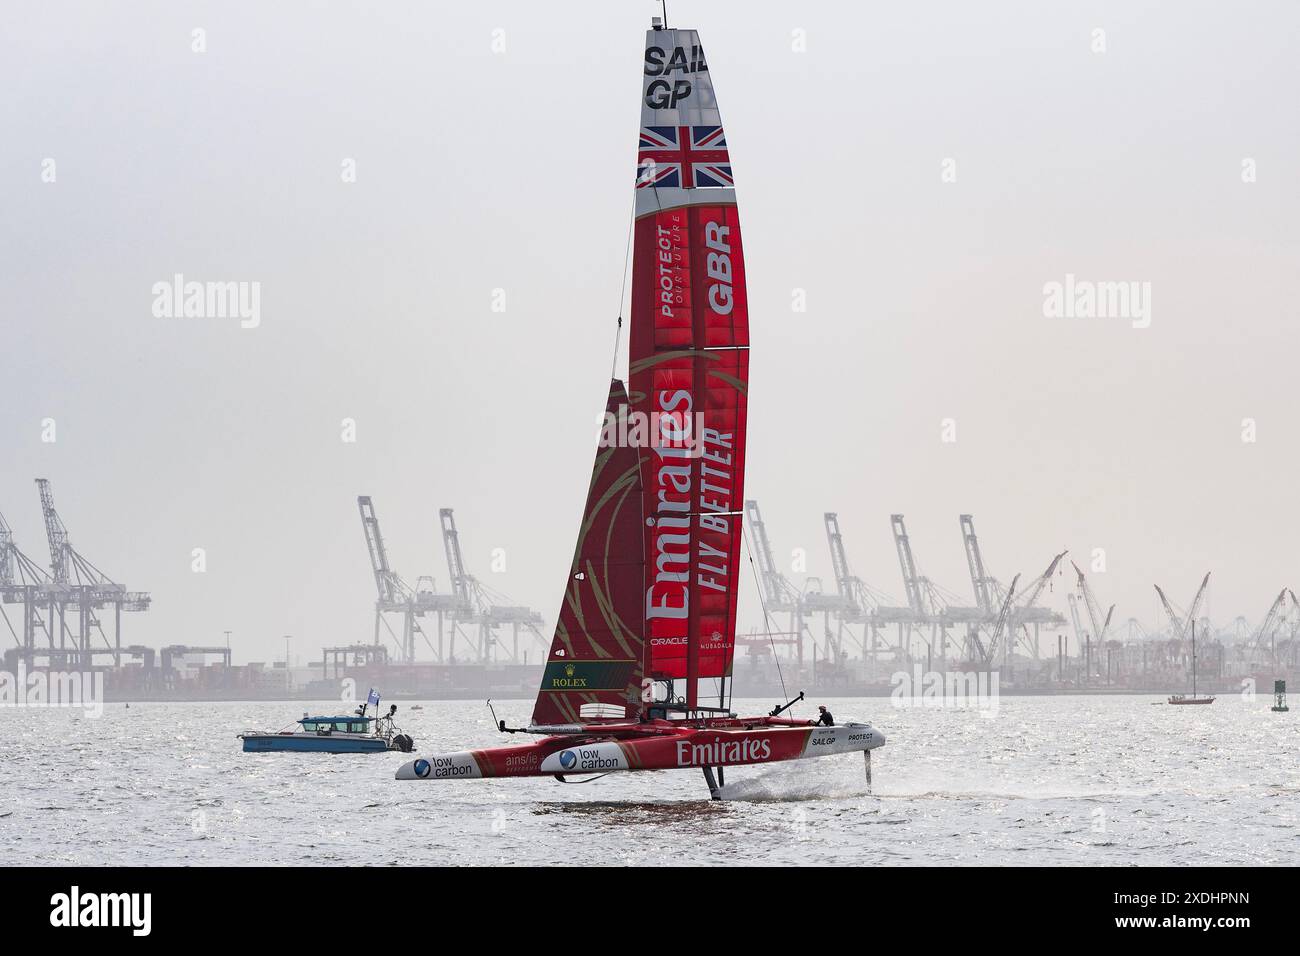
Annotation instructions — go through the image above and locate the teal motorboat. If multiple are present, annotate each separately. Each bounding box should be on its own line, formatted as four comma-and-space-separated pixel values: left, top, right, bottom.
240, 690, 414, 754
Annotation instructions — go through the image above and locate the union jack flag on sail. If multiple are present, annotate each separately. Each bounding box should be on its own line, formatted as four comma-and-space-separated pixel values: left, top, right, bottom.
636, 125, 733, 188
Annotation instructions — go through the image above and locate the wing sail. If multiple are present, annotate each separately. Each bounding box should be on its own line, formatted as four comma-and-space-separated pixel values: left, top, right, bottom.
531, 381, 646, 726
629, 26, 749, 705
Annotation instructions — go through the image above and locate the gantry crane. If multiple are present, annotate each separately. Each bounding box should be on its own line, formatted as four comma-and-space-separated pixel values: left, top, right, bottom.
33, 479, 150, 668
810, 512, 900, 664
744, 500, 800, 616
960, 515, 998, 615
887, 515, 970, 661
891, 514, 926, 619
0, 509, 58, 659
439, 508, 545, 663
952, 515, 1010, 659
871, 514, 930, 660
742, 500, 807, 664
358, 496, 458, 663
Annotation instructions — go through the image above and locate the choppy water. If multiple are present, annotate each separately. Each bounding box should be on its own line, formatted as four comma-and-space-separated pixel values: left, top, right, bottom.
2, 694, 1296, 865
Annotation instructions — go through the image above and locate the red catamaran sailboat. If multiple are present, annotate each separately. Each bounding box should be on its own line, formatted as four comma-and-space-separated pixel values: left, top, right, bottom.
396, 17, 885, 798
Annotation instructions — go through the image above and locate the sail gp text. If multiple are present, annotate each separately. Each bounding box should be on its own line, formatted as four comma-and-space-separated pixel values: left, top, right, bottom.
643, 42, 707, 109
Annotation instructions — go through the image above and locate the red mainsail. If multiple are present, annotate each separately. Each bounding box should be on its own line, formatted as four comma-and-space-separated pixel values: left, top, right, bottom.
629, 26, 749, 705
531, 381, 647, 726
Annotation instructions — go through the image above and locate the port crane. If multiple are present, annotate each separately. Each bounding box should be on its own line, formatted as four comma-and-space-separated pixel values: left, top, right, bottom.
1002, 550, 1068, 663
891, 514, 926, 619
960, 514, 999, 615
1154, 573, 1211, 644
814, 512, 901, 663
1071, 561, 1115, 647
878, 514, 943, 660
0, 509, 59, 659
957, 516, 1068, 663
358, 496, 458, 663
744, 500, 800, 617
953, 515, 1014, 661
973, 573, 1019, 665
1245, 587, 1297, 670
1071, 560, 1114, 679
1154, 573, 1212, 675
741, 500, 808, 665
439, 508, 545, 663
33, 479, 150, 668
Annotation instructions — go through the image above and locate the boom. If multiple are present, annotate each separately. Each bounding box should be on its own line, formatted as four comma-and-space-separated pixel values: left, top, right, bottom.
1071, 560, 1113, 644
745, 500, 798, 612
890, 514, 925, 615
358, 496, 410, 605
440, 508, 474, 610
959, 515, 997, 614
1248, 588, 1289, 666
36, 479, 72, 585
1154, 573, 1212, 641
983, 573, 1020, 664
826, 513, 855, 609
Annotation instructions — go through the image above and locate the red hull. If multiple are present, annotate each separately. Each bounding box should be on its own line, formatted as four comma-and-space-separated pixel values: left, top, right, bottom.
395, 717, 885, 781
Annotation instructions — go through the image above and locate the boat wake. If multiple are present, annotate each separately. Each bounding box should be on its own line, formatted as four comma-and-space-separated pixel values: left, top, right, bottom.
716, 760, 874, 803
532, 801, 728, 824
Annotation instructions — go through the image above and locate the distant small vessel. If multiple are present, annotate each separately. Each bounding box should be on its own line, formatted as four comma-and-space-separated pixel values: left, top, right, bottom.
1168, 622, 1215, 706
240, 690, 414, 753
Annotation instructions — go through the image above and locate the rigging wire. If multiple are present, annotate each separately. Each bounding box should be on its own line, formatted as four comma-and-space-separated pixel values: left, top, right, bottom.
610, 192, 637, 382
741, 522, 790, 707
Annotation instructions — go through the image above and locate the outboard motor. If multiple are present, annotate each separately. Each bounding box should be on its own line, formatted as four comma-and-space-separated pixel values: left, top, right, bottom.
393, 734, 414, 753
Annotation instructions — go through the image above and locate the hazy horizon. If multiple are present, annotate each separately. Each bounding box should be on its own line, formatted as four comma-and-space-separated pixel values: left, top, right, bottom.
3, 1, 1298, 665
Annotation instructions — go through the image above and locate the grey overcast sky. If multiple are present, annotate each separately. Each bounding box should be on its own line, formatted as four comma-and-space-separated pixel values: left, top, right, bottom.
2, 1, 1297, 663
